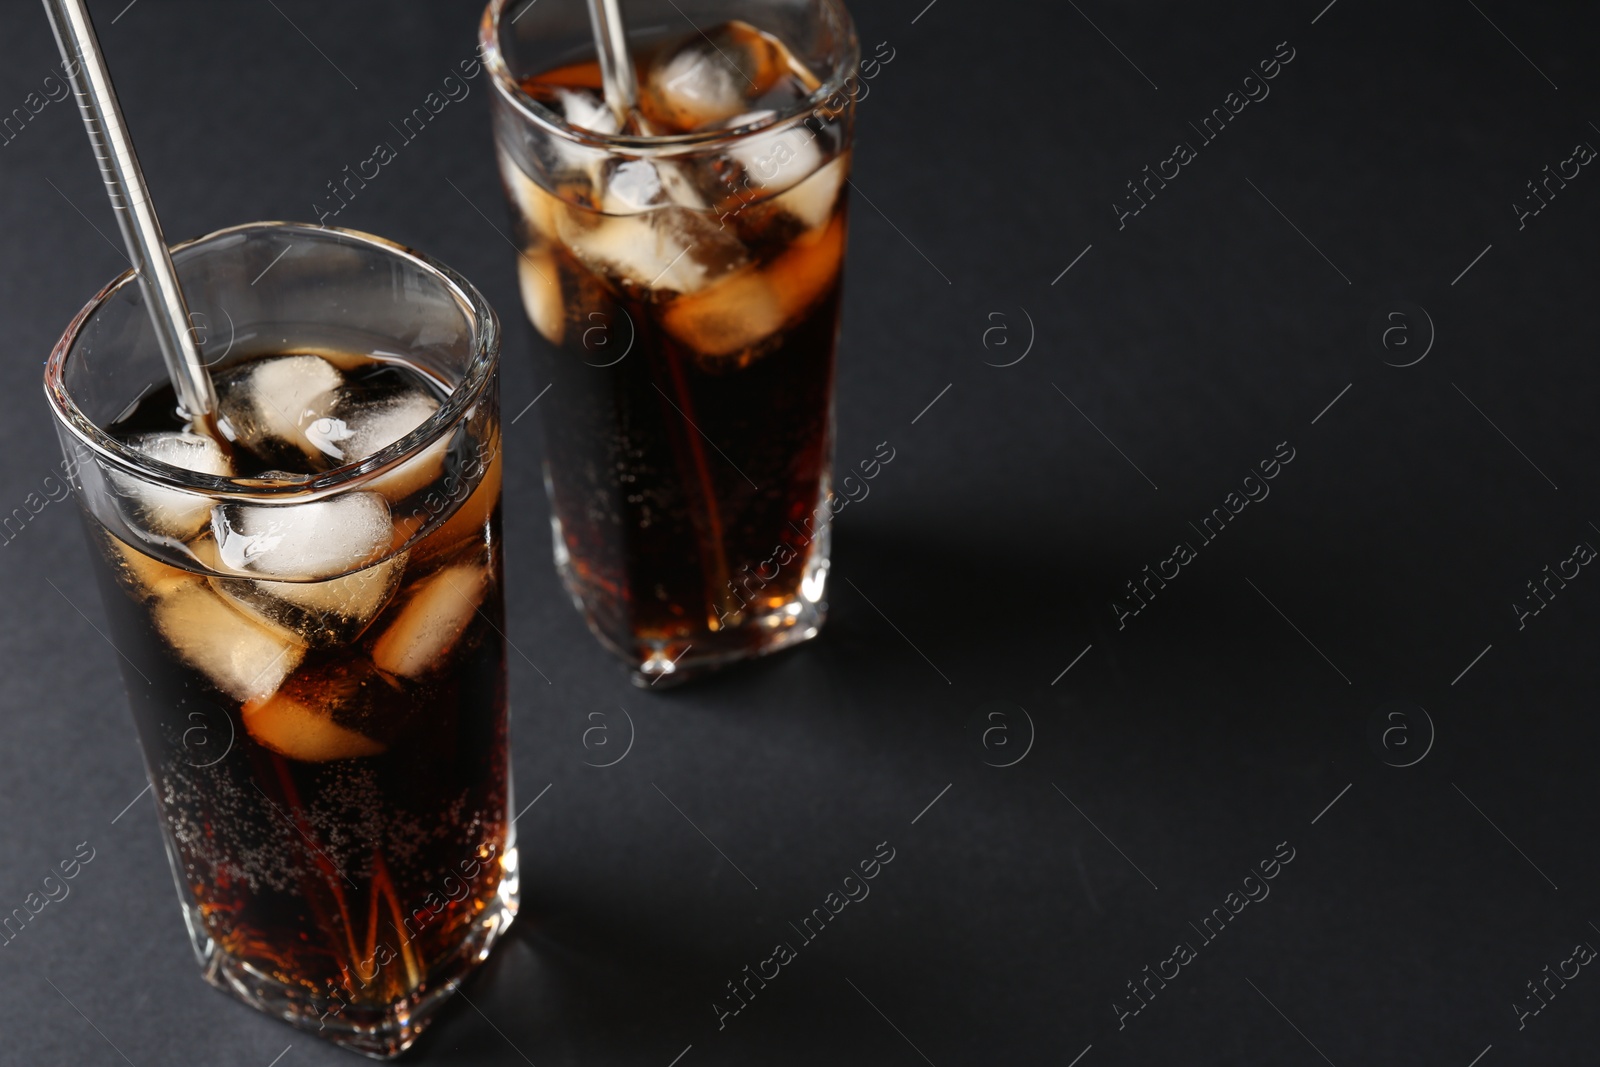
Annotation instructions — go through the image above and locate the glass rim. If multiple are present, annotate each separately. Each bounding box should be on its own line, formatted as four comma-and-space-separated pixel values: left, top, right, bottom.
43, 220, 501, 503
478, 0, 860, 155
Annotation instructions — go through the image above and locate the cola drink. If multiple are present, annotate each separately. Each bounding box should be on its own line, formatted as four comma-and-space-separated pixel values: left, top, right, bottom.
488, 10, 858, 681
87, 350, 510, 1054
44, 220, 513, 1056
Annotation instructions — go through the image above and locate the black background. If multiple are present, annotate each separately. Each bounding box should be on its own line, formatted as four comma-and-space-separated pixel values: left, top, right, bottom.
3, 0, 1600, 1064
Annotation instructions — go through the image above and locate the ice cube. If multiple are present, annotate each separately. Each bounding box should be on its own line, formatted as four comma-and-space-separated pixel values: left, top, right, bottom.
370, 561, 491, 679
114, 431, 232, 538
546, 85, 619, 136
101, 529, 197, 602
639, 20, 818, 133
766, 152, 848, 229
215, 354, 343, 468
213, 492, 393, 580
130, 430, 232, 477
241, 661, 393, 762
661, 213, 845, 359
213, 553, 407, 649
661, 267, 782, 360
560, 206, 747, 294
518, 246, 566, 344
314, 386, 448, 501
423, 449, 502, 561
499, 151, 564, 243
516, 84, 619, 185
598, 157, 708, 216
723, 120, 825, 197
301, 417, 351, 461
602, 158, 664, 213
370, 436, 453, 504
373, 434, 453, 504
320, 389, 440, 463
152, 581, 306, 702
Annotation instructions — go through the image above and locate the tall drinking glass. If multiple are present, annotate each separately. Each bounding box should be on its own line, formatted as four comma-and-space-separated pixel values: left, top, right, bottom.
43, 222, 514, 1058
482, 0, 859, 683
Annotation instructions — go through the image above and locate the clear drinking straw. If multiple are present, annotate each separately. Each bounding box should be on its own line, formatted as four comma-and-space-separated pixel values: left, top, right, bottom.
41, 0, 221, 427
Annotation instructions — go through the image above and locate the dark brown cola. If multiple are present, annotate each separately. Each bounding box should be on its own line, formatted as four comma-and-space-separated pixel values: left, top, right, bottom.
498, 23, 851, 679
86, 350, 512, 1054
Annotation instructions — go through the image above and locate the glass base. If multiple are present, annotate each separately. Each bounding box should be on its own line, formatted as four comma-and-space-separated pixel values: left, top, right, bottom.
630, 587, 828, 687
194, 857, 519, 1059
552, 514, 830, 687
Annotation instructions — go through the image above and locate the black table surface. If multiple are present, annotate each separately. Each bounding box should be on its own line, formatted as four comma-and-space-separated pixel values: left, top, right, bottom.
4, 1, 1600, 1063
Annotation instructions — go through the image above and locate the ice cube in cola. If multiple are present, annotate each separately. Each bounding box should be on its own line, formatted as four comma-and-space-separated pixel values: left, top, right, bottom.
83, 347, 510, 1055
493, 18, 853, 682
